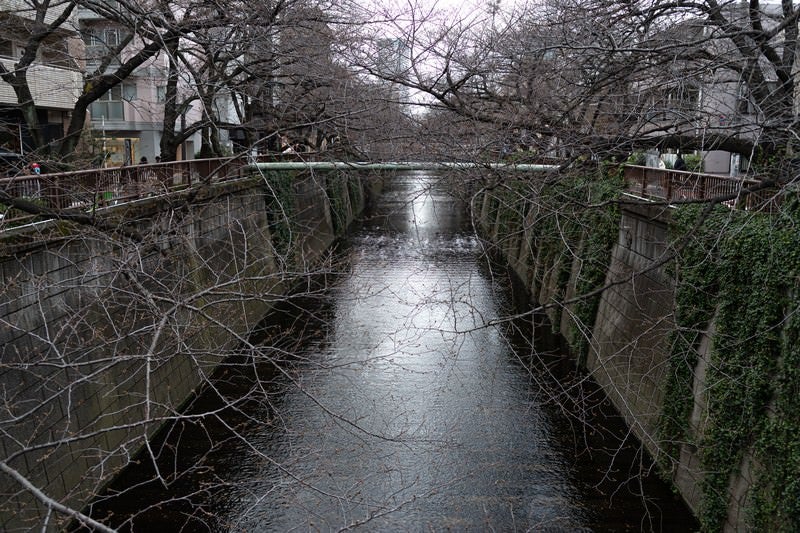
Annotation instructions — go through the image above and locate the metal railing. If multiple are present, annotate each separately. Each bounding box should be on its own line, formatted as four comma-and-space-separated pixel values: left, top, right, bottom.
0, 156, 257, 226
0, 155, 563, 226
2, 158, 785, 227
623, 165, 782, 212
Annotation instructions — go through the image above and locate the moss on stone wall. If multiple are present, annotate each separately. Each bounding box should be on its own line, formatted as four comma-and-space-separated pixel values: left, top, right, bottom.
0, 169, 377, 530
477, 168, 622, 365
663, 202, 800, 531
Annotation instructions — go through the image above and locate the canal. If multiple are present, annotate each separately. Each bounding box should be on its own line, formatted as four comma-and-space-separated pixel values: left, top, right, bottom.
86, 172, 697, 531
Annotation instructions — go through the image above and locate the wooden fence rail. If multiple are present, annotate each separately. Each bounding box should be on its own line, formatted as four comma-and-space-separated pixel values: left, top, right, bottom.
0, 156, 263, 226
623, 165, 782, 212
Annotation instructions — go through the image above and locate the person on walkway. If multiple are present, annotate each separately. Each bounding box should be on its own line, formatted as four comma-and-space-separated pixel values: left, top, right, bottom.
674, 152, 687, 171
140, 156, 148, 164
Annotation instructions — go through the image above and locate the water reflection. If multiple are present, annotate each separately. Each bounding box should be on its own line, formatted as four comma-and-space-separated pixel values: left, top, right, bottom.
224, 173, 579, 530
87, 172, 697, 532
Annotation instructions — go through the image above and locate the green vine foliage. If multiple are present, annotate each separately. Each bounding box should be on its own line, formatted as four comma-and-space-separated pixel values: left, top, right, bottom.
326, 172, 351, 234
567, 174, 621, 363
347, 173, 364, 216
480, 168, 622, 364
483, 168, 800, 530
664, 201, 800, 531
658, 204, 727, 475
262, 170, 298, 259
325, 171, 365, 235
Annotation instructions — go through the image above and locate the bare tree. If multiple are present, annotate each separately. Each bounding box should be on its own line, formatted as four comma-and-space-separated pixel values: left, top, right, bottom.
379, 2, 800, 531
0, 1, 427, 529
7, 0, 798, 531
365, 0, 800, 167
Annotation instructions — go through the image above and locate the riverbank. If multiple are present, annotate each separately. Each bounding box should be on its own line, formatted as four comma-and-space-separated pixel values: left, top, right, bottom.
0, 169, 382, 531
77, 171, 697, 531
471, 168, 800, 531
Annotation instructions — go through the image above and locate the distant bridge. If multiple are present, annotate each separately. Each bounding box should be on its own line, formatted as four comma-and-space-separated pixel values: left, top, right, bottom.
251, 161, 560, 172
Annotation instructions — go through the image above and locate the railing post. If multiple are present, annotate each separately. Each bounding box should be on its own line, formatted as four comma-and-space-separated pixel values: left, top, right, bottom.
665, 171, 673, 201
47, 175, 65, 210
641, 167, 647, 196
698, 175, 706, 199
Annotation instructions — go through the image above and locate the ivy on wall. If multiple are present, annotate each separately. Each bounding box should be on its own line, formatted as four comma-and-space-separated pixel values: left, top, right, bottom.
325, 171, 350, 235
566, 170, 622, 363
262, 170, 298, 260
657, 204, 726, 476
478, 168, 622, 364
482, 168, 800, 531
663, 201, 800, 531
264, 169, 364, 259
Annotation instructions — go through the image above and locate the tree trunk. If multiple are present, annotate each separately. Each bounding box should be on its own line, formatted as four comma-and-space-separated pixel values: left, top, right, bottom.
159, 40, 182, 162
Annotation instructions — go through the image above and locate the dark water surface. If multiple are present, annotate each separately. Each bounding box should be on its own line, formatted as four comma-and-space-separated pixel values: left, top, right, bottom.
88, 172, 698, 531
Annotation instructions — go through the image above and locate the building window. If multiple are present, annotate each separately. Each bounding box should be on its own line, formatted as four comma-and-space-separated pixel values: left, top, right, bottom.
105, 29, 121, 48
41, 41, 73, 68
82, 30, 100, 47
666, 83, 699, 110
90, 82, 137, 120
123, 82, 137, 101
0, 39, 13, 58
0, 39, 24, 59
90, 85, 124, 120
83, 28, 125, 49
737, 85, 752, 115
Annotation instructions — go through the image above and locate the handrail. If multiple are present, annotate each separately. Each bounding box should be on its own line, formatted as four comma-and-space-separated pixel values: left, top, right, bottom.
623, 165, 781, 212
0, 156, 254, 225
6, 158, 779, 228
251, 161, 560, 171
0, 156, 562, 226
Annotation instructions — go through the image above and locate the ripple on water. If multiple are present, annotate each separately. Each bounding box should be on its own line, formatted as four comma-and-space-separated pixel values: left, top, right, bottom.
88, 173, 698, 532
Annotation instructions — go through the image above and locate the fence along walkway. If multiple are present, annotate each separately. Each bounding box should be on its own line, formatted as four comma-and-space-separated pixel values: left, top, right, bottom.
0, 159, 782, 227
623, 165, 782, 212
0, 158, 253, 226
0, 159, 562, 227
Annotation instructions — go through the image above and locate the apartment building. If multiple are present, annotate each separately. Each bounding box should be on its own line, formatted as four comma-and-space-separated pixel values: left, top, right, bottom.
0, 0, 83, 155
77, 4, 204, 165
637, 4, 790, 176
0, 0, 215, 165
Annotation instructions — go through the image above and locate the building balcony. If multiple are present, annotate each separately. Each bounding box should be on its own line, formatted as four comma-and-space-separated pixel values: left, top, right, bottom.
0, 59, 82, 110
1, 0, 79, 25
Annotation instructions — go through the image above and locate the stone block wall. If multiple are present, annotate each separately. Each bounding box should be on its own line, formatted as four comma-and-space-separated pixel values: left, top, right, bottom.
473, 185, 757, 531
0, 170, 374, 531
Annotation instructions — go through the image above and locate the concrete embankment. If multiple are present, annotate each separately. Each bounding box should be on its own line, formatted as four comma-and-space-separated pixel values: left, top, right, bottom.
0, 169, 381, 531
472, 173, 798, 532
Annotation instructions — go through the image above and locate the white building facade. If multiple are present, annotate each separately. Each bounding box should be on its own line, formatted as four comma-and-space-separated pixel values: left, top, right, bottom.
0, 0, 83, 155
77, 6, 204, 165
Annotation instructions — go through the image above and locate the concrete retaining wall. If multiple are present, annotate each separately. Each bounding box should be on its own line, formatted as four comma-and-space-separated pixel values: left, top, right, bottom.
588, 204, 676, 444
0, 170, 378, 531
474, 188, 749, 531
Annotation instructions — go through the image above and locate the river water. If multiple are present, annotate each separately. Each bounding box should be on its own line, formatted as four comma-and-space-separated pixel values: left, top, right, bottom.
88, 172, 697, 531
